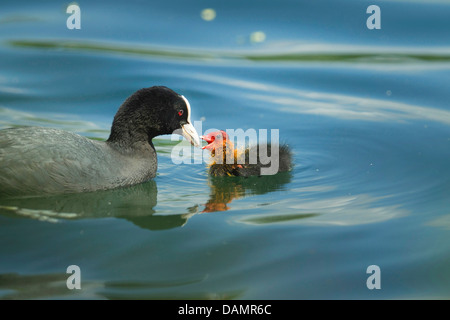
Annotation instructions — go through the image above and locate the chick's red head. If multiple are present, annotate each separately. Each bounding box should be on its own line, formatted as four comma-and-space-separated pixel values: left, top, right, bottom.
201, 130, 229, 151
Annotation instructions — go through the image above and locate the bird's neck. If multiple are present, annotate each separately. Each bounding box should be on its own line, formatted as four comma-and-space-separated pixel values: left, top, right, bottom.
106, 131, 156, 157
107, 118, 160, 151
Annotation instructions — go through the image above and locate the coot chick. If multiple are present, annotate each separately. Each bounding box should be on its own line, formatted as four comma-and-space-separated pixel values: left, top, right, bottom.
201, 130, 292, 177
0, 86, 200, 197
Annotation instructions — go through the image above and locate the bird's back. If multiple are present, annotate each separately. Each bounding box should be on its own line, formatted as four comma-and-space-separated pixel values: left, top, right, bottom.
209, 143, 292, 177
0, 127, 156, 197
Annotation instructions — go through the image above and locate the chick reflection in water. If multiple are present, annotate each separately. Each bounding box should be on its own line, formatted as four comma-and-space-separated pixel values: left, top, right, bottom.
201, 130, 293, 212
203, 173, 292, 213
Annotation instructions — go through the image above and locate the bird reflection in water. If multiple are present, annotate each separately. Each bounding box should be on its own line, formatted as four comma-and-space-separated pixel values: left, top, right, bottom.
202, 173, 292, 213
201, 130, 293, 212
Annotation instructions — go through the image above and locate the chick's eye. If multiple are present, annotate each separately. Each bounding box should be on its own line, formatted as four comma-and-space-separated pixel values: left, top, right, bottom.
178, 110, 184, 117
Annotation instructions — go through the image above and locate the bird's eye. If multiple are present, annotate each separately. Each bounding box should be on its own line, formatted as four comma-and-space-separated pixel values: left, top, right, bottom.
178, 110, 184, 117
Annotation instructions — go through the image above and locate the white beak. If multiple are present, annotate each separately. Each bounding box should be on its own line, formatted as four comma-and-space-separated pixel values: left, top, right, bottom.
181, 122, 200, 147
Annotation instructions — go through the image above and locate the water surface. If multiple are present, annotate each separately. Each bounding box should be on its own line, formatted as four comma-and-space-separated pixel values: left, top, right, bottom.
1, 0, 450, 299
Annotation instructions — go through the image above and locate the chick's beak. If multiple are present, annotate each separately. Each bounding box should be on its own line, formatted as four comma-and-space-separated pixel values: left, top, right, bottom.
181, 122, 200, 147
200, 134, 214, 149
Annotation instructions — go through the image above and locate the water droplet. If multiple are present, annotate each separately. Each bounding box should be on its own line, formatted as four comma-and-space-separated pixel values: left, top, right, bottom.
201, 8, 216, 21
250, 31, 266, 43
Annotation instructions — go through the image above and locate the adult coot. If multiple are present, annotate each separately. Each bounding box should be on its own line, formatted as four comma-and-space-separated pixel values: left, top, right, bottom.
201, 130, 292, 177
0, 86, 200, 197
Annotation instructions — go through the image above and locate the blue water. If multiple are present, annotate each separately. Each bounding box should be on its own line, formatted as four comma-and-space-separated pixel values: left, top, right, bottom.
1, 0, 450, 299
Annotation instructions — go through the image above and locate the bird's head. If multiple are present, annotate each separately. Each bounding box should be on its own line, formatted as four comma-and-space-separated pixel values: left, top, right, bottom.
201, 130, 237, 165
201, 130, 229, 151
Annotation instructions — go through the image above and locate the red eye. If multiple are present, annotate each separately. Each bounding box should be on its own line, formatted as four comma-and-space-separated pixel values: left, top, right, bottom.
178, 110, 184, 117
